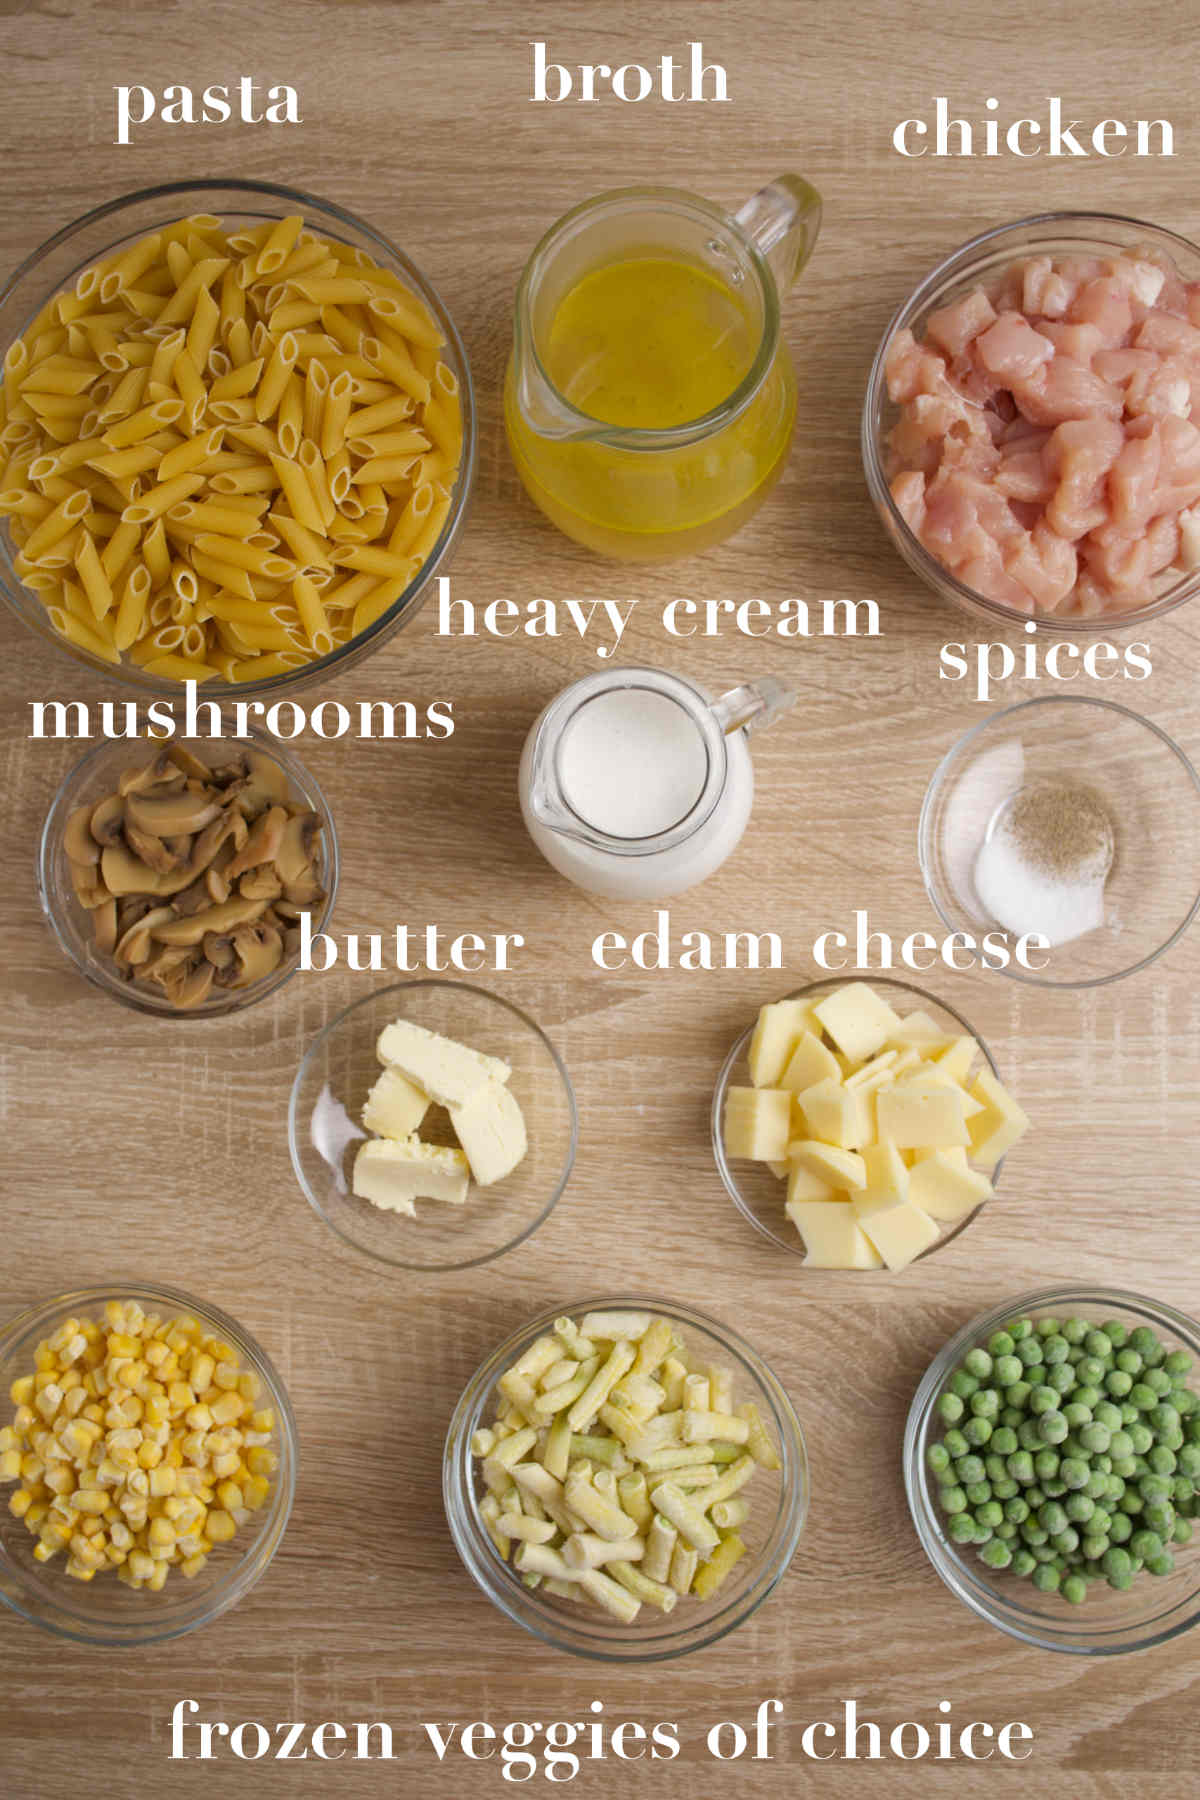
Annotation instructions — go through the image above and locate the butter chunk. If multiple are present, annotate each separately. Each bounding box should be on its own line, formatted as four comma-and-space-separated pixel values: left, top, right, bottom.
724, 1087, 791, 1161
875, 1083, 969, 1150
852, 1192, 940, 1271
787, 1199, 883, 1269
787, 1141, 867, 1190
967, 1069, 1031, 1170
797, 1077, 870, 1150
813, 983, 902, 1063
779, 1030, 840, 1095
353, 1135, 470, 1214
449, 1082, 527, 1186
909, 1151, 992, 1223
376, 1019, 510, 1108
362, 1066, 430, 1140
748, 1000, 813, 1087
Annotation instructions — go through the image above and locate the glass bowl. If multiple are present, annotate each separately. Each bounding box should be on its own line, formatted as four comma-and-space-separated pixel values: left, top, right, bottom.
0, 1282, 296, 1645
905, 1284, 1200, 1655
289, 980, 577, 1272
920, 697, 1200, 988
37, 723, 338, 1017
443, 1295, 807, 1660
862, 211, 1200, 633
711, 976, 1010, 1264
0, 178, 476, 696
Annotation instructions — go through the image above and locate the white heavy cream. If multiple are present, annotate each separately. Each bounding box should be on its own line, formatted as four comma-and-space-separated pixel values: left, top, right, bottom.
558, 687, 708, 837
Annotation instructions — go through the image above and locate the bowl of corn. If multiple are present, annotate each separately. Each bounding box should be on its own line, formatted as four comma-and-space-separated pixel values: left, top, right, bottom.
0, 1283, 296, 1644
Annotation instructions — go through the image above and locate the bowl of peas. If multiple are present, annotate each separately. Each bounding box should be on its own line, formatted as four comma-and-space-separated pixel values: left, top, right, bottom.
904, 1285, 1200, 1654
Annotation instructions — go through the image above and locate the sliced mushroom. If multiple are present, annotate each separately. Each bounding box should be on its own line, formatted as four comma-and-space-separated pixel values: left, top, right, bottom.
150, 894, 267, 947
203, 932, 236, 970
188, 810, 248, 877
117, 751, 184, 796
92, 896, 118, 955
63, 803, 101, 867
169, 875, 217, 917
116, 894, 158, 933
164, 743, 214, 783
230, 921, 284, 986
70, 860, 111, 910
165, 961, 216, 1009
238, 865, 282, 901
225, 804, 287, 880
124, 821, 183, 876
204, 865, 231, 905
139, 941, 198, 983
114, 904, 176, 967
275, 811, 322, 885
89, 793, 126, 847
284, 869, 324, 907
101, 842, 166, 897
282, 925, 302, 960
126, 790, 222, 838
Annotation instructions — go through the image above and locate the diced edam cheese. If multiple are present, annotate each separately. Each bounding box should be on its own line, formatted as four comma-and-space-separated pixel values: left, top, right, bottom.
967, 1069, 1032, 1170
724, 1087, 791, 1161
813, 983, 903, 1062
748, 999, 812, 1087
787, 1141, 867, 1190
780, 1031, 841, 1094
875, 1083, 969, 1150
909, 1150, 993, 1223
787, 1199, 883, 1269
852, 1191, 941, 1270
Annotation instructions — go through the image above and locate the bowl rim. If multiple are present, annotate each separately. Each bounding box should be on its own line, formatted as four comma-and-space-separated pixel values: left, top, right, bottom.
861, 208, 1200, 635
35, 723, 340, 1018
0, 1279, 297, 1646
918, 693, 1200, 989
288, 977, 579, 1272
904, 1282, 1200, 1656
0, 176, 477, 698
442, 1292, 808, 1662
711, 975, 1005, 1264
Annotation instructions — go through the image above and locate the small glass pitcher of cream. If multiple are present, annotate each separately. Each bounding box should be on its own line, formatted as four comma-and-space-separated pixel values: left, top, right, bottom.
505, 177, 822, 562
518, 668, 795, 899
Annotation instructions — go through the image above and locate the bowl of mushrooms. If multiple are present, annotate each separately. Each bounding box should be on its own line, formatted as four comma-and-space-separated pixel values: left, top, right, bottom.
37, 728, 337, 1016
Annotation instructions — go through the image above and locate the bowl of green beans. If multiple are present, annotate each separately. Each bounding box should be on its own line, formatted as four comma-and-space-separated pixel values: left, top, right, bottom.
905, 1286, 1200, 1655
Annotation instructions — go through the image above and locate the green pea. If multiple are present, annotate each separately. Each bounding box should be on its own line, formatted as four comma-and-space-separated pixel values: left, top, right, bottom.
1106, 1564, 1134, 1591
1148, 1445, 1177, 1477
1150, 1403, 1181, 1436
1139, 1473, 1172, 1503
1006, 1317, 1034, 1342
1146, 1552, 1174, 1576
1173, 1517, 1193, 1546
992, 1478, 1019, 1501
1043, 1335, 1071, 1366
1065, 1492, 1095, 1523
1129, 1326, 1159, 1359
963, 1417, 993, 1447
1127, 1422, 1153, 1455
964, 1348, 993, 1380
943, 1428, 969, 1459
970, 1388, 1000, 1420
1031, 1562, 1061, 1592
1026, 1485, 1045, 1508
1109, 1430, 1134, 1460
940, 1486, 968, 1514
1063, 1402, 1093, 1430
976, 1500, 1004, 1530
988, 1330, 1016, 1358
1048, 1364, 1076, 1395
1060, 1458, 1090, 1491
1021, 1523, 1048, 1546
990, 1427, 1018, 1458
948, 1512, 976, 1544
1036, 1317, 1061, 1339
1129, 1382, 1157, 1411
950, 1369, 980, 1400
1130, 1529, 1164, 1560
1074, 1385, 1103, 1410
1062, 1573, 1088, 1604
1143, 1501, 1176, 1537
1084, 1329, 1113, 1360
1063, 1319, 1089, 1346
1144, 1367, 1172, 1397
1038, 1500, 1068, 1534
994, 1356, 1023, 1388
1081, 1535, 1110, 1563
1165, 1349, 1192, 1377
1000, 1406, 1024, 1431
1078, 1421, 1110, 1455
978, 1538, 1011, 1570
1077, 1356, 1107, 1387
1177, 1444, 1200, 1480
955, 1453, 986, 1485
1016, 1337, 1043, 1368
965, 1482, 992, 1507
1051, 1526, 1079, 1554
1039, 1411, 1069, 1445
1101, 1320, 1128, 1348
1005, 1497, 1030, 1523
1084, 1469, 1110, 1502
939, 1391, 965, 1425
1109, 1513, 1133, 1543
1011, 1548, 1037, 1576
994, 1520, 1018, 1541
1024, 1365, 1047, 1390
1042, 1478, 1067, 1499
1116, 1347, 1144, 1376
1106, 1370, 1133, 1399
1005, 1380, 1033, 1410
1034, 1448, 1060, 1481
1006, 1450, 1034, 1485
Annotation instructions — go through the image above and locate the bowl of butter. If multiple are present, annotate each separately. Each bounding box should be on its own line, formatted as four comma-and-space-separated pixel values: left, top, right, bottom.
289, 980, 578, 1271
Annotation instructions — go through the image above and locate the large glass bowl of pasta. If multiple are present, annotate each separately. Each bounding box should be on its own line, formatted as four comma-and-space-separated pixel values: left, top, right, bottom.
0, 178, 475, 696
444, 1296, 807, 1661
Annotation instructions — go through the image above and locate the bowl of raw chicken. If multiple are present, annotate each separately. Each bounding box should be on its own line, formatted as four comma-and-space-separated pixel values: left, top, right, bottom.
862, 211, 1200, 631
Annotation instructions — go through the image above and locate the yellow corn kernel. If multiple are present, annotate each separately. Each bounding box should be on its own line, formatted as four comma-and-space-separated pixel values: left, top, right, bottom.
164, 1440, 183, 1469
138, 1440, 163, 1470
241, 1475, 271, 1510
148, 1516, 176, 1549
143, 1395, 170, 1430
18, 1452, 43, 1484
127, 1549, 155, 1581
0, 1449, 22, 1481
32, 1540, 58, 1563
34, 1385, 63, 1422
211, 1450, 241, 1480
8, 1488, 33, 1519
245, 1446, 276, 1477
237, 1371, 261, 1403
180, 1552, 208, 1578
189, 1354, 215, 1393
185, 1404, 214, 1432
61, 1387, 87, 1419
208, 1391, 246, 1426
162, 1495, 186, 1521
73, 1488, 109, 1515
168, 1382, 195, 1412
149, 1466, 178, 1498
0, 1426, 18, 1453
34, 1346, 57, 1374
181, 1430, 208, 1464
110, 1520, 133, 1550
205, 1509, 236, 1544
66, 1559, 95, 1581
44, 1465, 75, 1496
146, 1559, 169, 1591
215, 1479, 243, 1513
81, 1403, 103, 1424
9, 1376, 34, 1407
24, 1500, 48, 1527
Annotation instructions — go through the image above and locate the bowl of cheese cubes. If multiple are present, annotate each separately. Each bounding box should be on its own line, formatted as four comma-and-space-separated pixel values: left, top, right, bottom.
712, 979, 1031, 1270
289, 980, 578, 1272
444, 1297, 807, 1660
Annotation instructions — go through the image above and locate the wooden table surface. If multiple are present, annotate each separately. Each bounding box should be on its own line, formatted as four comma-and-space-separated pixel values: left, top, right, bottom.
1, 1, 1198, 1793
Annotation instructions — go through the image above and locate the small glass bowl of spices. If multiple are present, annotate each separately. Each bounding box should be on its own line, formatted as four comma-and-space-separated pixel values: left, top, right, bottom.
919, 697, 1200, 987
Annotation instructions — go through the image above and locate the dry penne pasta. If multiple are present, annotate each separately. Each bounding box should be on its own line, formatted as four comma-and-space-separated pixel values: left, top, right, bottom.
0, 212, 463, 680
470, 1311, 780, 1623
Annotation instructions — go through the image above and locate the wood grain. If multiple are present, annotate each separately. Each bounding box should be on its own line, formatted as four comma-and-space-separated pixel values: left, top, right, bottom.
0, 0, 1197, 1793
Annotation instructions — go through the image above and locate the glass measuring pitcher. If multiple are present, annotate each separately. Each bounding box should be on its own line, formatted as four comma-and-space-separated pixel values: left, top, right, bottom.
504, 178, 822, 563
518, 667, 795, 900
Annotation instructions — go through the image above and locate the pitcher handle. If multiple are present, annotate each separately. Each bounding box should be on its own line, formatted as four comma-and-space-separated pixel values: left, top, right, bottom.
711, 676, 796, 738
734, 176, 822, 298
